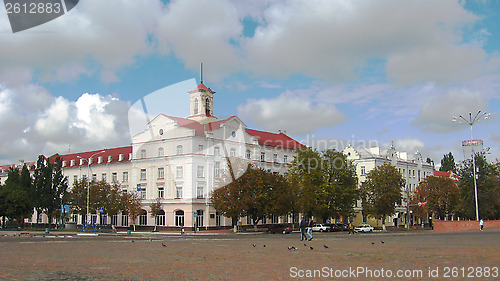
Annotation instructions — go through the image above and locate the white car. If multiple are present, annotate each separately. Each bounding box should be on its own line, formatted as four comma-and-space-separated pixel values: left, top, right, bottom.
312, 224, 329, 232
354, 224, 374, 233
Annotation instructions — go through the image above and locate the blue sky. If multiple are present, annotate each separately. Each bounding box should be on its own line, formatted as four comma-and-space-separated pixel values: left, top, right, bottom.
1, 0, 499, 166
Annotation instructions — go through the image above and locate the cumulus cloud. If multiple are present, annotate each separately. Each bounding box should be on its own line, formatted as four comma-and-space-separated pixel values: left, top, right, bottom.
237, 92, 346, 135
0, 85, 131, 165
413, 88, 488, 132
0, 0, 162, 84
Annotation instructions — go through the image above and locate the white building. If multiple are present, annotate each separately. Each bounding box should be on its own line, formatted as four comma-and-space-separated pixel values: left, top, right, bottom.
343, 145, 434, 227
1, 81, 304, 230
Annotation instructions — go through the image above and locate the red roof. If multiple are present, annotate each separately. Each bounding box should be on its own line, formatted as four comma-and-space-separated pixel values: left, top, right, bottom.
51, 146, 132, 168
189, 82, 214, 93
433, 170, 460, 182
246, 129, 305, 150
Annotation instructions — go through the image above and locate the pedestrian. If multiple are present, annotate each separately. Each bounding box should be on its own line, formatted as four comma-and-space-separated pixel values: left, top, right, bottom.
299, 216, 307, 241
480, 219, 484, 231
348, 222, 354, 235
307, 217, 314, 241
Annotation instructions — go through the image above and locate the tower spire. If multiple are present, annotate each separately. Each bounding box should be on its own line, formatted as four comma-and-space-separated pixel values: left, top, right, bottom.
200, 62, 203, 84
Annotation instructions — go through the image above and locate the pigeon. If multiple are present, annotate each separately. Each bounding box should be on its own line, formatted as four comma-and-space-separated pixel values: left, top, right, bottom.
162, 243, 167, 247
304, 244, 307, 247
131, 240, 135, 243
310, 246, 314, 250
323, 245, 329, 249
381, 241, 385, 244
252, 244, 256, 247
263, 245, 266, 247
288, 246, 296, 250
371, 242, 375, 245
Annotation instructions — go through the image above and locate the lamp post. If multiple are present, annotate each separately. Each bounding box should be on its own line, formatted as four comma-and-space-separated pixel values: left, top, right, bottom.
77, 150, 105, 226
453, 111, 489, 221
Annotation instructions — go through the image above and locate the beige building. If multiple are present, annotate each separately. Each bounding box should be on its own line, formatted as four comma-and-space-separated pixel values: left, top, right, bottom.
343, 145, 434, 228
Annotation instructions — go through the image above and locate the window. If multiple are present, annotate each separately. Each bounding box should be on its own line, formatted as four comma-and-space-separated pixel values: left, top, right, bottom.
197, 185, 204, 198
214, 146, 220, 156
122, 172, 128, 182
111, 214, 118, 226
158, 147, 164, 157
102, 173, 107, 182
260, 152, 265, 162
198, 144, 204, 153
197, 166, 204, 178
283, 155, 288, 164
139, 210, 147, 225
360, 166, 366, 176
156, 210, 165, 226
176, 145, 183, 155
112, 172, 118, 182
214, 162, 221, 178
176, 166, 183, 178
176, 185, 183, 198
157, 186, 164, 198
140, 169, 147, 180
273, 153, 278, 163
140, 149, 146, 158
139, 185, 146, 199
205, 98, 210, 115
196, 210, 204, 227
158, 167, 164, 179
73, 175, 78, 183
100, 214, 107, 225
92, 174, 97, 182
230, 148, 236, 157
175, 210, 184, 227
121, 213, 129, 226
246, 150, 251, 160
98, 156, 103, 164
70, 159, 75, 166
194, 98, 199, 115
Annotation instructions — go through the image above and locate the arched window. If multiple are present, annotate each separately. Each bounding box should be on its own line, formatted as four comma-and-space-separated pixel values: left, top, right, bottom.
175, 210, 184, 227
205, 98, 210, 116
140, 149, 146, 158
176, 145, 183, 155
139, 209, 147, 225
156, 210, 165, 226
194, 98, 199, 115
158, 147, 164, 157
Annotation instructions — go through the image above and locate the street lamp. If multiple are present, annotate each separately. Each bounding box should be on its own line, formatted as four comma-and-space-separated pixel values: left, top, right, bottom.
77, 150, 105, 227
453, 111, 490, 221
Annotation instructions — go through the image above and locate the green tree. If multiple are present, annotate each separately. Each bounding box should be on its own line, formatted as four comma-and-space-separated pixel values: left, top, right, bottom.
0, 166, 33, 227
457, 153, 500, 220
411, 176, 459, 220
439, 152, 457, 173
361, 163, 404, 226
287, 148, 359, 221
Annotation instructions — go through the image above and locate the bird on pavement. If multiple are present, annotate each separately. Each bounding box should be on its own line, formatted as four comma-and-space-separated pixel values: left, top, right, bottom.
252, 244, 256, 247
310, 246, 314, 250
323, 245, 329, 249
381, 241, 385, 244
371, 242, 375, 245
162, 243, 167, 247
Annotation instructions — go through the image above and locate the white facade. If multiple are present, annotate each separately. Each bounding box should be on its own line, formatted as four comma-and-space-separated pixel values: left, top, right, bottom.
343, 145, 434, 226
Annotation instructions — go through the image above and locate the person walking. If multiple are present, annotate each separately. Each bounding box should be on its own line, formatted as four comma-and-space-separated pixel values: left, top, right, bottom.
348, 222, 354, 235
480, 219, 484, 231
299, 216, 307, 241
307, 217, 314, 241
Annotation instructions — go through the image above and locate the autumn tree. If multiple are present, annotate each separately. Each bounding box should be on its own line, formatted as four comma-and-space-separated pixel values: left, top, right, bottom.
149, 198, 162, 231
411, 176, 459, 220
124, 192, 142, 231
457, 153, 500, 219
439, 152, 457, 173
361, 163, 404, 226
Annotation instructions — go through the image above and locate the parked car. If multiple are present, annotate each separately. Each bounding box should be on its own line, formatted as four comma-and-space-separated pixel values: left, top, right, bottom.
312, 224, 329, 232
354, 224, 374, 233
329, 223, 349, 232
267, 224, 292, 234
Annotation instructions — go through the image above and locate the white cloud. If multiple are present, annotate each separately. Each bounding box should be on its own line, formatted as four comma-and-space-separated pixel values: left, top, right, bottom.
237, 91, 346, 135
413, 88, 488, 132
0, 0, 162, 84
0, 85, 131, 165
